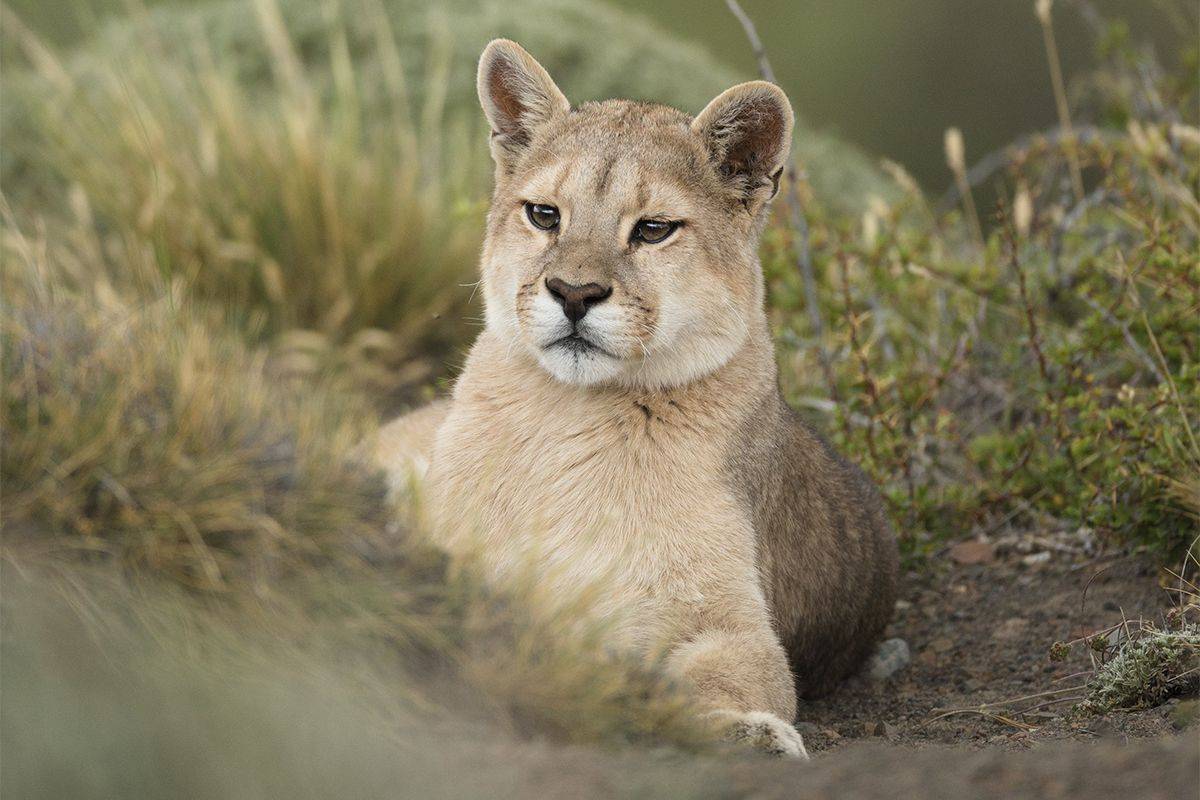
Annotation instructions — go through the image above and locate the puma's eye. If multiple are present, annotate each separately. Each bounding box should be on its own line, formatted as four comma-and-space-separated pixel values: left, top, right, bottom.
525, 203, 560, 231
632, 219, 679, 245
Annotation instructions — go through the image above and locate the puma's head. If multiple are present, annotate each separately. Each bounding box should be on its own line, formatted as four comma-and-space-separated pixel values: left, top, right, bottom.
475, 39, 793, 390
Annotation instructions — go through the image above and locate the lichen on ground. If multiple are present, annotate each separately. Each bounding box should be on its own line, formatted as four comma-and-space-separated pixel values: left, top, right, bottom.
1082, 625, 1200, 713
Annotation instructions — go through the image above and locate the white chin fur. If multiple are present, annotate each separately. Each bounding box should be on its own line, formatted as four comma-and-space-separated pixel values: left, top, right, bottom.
535, 344, 625, 385
523, 291, 627, 386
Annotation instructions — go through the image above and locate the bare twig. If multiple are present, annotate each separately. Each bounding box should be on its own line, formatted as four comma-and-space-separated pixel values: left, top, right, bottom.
923, 708, 1039, 731
1017, 695, 1086, 714
724, 0, 778, 84
1048, 186, 1112, 286
1005, 206, 1051, 385
838, 250, 881, 466
724, 0, 835, 397
926, 685, 1089, 730
1116, 251, 1200, 461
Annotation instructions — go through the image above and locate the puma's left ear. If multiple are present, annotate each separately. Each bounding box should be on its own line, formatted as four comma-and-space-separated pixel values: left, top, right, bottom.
692, 81, 794, 209
477, 39, 570, 172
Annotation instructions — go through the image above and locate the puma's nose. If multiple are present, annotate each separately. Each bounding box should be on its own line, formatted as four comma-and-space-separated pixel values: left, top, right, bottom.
545, 277, 612, 323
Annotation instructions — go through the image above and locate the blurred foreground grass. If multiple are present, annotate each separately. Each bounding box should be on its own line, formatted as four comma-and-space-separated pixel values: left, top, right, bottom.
0, 0, 1197, 792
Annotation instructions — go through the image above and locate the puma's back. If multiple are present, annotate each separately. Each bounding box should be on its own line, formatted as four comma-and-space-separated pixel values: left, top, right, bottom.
731, 394, 898, 697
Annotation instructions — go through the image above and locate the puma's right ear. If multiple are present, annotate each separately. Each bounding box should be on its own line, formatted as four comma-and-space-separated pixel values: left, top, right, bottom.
477, 39, 570, 171
692, 81, 794, 211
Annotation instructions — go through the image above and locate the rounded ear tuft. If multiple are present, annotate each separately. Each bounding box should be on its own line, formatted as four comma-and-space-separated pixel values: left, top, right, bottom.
692, 81, 794, 208
476, 39, 570, 169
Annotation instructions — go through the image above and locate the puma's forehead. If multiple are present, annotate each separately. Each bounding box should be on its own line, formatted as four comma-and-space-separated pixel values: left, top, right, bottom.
516, 154, 706, 220
505, 99, 719, 202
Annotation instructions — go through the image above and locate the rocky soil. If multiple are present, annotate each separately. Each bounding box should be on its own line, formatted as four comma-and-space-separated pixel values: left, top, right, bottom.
799, 538, 1195, 754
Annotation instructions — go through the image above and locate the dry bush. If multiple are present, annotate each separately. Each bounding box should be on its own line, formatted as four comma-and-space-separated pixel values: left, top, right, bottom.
4, 0, 486, 404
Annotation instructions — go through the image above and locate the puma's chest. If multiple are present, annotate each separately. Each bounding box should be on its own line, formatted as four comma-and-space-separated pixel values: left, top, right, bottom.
426, 390, 757, 644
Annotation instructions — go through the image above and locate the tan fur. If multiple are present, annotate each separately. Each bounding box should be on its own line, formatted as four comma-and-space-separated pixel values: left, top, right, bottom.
376, 40, 898, 758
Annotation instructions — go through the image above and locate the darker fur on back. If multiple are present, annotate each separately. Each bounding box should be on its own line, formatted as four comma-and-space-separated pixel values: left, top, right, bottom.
729, 391, 899, 699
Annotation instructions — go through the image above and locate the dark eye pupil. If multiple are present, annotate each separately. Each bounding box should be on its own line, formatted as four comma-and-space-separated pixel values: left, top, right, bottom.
635, 220, 674, 243
526, 203, 560, 230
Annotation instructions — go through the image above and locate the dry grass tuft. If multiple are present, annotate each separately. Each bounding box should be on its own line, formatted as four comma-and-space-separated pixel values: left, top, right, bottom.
1, 221, 707, 768
5, 0, 486, 403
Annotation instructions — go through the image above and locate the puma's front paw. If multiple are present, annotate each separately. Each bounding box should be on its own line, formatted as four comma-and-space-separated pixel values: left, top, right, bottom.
709, 710, 809, 759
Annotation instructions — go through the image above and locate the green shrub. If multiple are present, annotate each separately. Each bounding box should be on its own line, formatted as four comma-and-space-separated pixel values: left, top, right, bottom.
767, 23, 1199, 558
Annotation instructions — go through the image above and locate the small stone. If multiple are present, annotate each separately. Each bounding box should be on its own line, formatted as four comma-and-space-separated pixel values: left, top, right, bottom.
993, 617, 1029, 642
795, 721, 822, 737
822, 727, 842, 740
949, 540, 995, 565
1170, 699, 1199, 730
1086, 717, 1119, 738
867, 637, 912, 680
917, 649, 939, 667
861, 721, 899, 738
894, 599, 913, 612
930, 637, 954, 654
1022, 551, 1052, 567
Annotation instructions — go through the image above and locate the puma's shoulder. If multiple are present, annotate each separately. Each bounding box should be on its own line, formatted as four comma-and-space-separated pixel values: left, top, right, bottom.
374, 399, 452, 497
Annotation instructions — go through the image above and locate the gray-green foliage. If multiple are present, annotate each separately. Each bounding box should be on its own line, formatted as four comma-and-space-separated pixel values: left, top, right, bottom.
1083, 626, 1200, 712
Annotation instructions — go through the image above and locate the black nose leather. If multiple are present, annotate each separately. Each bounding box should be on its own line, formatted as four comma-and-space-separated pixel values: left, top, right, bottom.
545, 277, 612, 323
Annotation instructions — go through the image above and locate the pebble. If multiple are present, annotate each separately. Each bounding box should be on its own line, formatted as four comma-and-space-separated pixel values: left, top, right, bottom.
930, 637, 954, 654
992, 617, 1030, 642
795, 721, 822, 737
1022, 551, 1052, 567
948, 540, 995, 565
862, 721, 898, 738
867, 637, 912, 680
1170, 699, 1199, 730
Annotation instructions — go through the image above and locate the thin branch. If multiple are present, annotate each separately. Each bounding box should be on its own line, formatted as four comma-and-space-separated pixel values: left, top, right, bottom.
724, 0, 778, 83
923, 708, 1038, 731
1049, 186, 1112, 286
725, 0, 834, 397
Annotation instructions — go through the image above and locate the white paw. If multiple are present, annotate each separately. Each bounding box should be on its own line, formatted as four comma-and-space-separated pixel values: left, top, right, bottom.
710, 710, 810, 759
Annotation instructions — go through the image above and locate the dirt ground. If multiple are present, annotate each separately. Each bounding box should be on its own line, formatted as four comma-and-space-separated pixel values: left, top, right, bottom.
800, 538, 1193, 752
465, 540, 1198, 799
